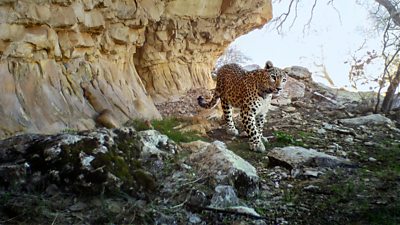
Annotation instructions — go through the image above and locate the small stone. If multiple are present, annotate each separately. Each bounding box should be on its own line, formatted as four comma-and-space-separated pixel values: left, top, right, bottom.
368, 157, 377, 162
69, 202, 87, 212
254, 220, 268, 225
316, 128, 326, 135
375, 200, 388, 205
107, 200, 123, 213
291, 168, 301, 178
228, 206, 261, 217
210, 185, 239, 208
283, 106, 296, 112
276, 217, 289, 225
188, 213, 202, 224
303, 169, 321, 177
45, 184, 59, 196
338, 150, 348, 157
327, 143, 342, 151
181, 163, 191, 170
303, 185, 320, 191
364, 141, 375, 146
323, 123, 334, 130
344, 136, 354, 144
79, 152, 95, 169
267, 172, 276, 177
188, 190, 208, 207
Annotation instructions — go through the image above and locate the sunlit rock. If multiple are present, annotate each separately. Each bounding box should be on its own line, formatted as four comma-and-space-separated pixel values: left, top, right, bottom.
267, 146, 354, 170
339, 114, 394, 126
187, 141, 259, 197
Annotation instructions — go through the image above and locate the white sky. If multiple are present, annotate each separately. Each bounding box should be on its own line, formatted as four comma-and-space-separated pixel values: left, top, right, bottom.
233, 0, 384, 91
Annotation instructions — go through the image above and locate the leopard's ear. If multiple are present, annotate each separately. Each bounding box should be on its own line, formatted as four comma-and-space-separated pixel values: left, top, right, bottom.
265, 61, 273, 70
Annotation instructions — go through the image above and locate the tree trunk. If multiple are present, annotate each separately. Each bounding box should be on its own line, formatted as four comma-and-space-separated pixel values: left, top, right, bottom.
381, 63, 400, 112
375, 0, 400, 27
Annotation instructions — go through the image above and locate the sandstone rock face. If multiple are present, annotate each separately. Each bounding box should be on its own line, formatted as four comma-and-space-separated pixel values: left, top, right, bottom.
0, 0, 272, 138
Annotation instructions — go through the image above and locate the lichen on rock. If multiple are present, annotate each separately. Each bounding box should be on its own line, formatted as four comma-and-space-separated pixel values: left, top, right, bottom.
187, 141, 259, 197
0, 127, 179, 196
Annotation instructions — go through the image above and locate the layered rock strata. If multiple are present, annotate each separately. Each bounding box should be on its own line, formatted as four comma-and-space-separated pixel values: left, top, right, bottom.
0, 0, 272, 138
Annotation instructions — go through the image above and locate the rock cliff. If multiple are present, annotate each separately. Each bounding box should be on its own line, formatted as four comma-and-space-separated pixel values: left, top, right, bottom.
0, 0, 272, 138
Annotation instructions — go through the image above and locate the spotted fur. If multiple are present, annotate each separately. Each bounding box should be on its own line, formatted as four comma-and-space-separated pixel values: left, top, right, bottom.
198, 61, 288, 152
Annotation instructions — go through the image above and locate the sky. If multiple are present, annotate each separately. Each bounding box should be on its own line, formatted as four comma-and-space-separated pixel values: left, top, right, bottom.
232, 0, 384, 91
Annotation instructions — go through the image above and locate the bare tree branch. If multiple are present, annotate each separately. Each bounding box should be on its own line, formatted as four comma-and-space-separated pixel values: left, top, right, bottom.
289, 0, 300, 29
214, 45, 253, 69
273, 0, 296, 33
314, 62, 335, 86
328, 0, 343, 25
270, 0, 340, 35
303, 0, 318, 33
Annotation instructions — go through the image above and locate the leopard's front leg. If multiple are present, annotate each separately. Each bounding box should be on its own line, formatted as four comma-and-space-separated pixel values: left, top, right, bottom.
256, 113, 266, 134
242, 106, 265, 152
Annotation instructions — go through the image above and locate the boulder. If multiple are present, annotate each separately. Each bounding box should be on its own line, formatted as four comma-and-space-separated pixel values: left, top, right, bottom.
267, 146, 354, 170
209, 185, 240, 208
186, 141, 259, 197
0, 127, 179, 195
285, 66, 312, 80
285, 77, 306, 99
339, 114, 394, 126
272, 76, 305, 106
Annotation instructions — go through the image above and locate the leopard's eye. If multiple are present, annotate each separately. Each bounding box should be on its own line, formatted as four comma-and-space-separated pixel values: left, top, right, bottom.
283, 78, 287, 82
271, 75, 276, 80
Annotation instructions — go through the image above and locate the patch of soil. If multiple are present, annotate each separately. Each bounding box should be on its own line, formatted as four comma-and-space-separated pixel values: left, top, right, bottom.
156, 89, 212, 118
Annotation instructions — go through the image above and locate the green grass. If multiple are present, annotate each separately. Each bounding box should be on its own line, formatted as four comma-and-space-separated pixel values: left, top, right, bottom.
152, 118, 205, 143
299, 138, 400, 224
265, 131, 305, 148
362, 204, 400, 225
128, 118, 205, 143
127, 119, 148, 131
282, 189, 297, 203
61, 128, 78, 134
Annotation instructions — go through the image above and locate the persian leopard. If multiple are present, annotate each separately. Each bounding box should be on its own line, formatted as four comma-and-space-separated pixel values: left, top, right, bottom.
198, 61, 288, 152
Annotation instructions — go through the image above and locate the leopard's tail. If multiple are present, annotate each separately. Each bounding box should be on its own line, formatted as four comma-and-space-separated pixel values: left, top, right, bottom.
197, 92, 220, 109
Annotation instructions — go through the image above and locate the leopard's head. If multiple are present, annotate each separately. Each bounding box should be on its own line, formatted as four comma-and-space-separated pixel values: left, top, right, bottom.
265, 61, 288, 96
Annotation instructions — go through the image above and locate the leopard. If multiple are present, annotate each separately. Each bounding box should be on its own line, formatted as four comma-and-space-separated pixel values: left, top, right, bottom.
197, 61, 288, 152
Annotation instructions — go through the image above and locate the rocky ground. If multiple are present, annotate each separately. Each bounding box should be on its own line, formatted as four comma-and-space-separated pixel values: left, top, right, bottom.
0, 69, 399, 225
